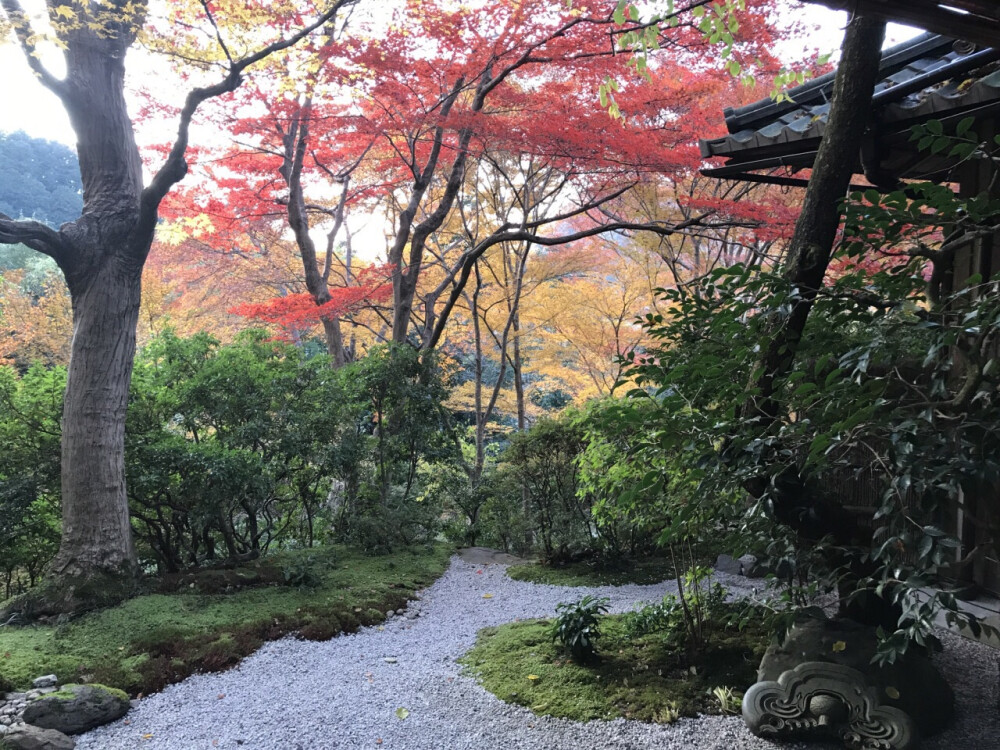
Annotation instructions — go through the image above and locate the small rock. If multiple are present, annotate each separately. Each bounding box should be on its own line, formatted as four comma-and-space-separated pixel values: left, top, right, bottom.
396, 609, 405, 615
738, 554, 766, 578
2, 724, 76, 750
31, 677, 57, 690
383, 658, 398, 664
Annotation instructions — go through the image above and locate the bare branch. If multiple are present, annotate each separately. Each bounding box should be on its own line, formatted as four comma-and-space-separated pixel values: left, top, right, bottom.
427, 214, 708, 349
0, 213, 69, 265
0, 0, 70, 100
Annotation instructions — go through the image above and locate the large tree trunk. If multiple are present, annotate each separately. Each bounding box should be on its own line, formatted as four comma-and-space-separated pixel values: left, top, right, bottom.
0, 0, 351, 618
53, 257, 142, 582
744, 15, 886, 437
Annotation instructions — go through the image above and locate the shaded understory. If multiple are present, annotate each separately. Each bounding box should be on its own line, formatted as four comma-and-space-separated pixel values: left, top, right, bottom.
506, 556, 678, 587
460, 608, 770, 723
0, 544, 452, 696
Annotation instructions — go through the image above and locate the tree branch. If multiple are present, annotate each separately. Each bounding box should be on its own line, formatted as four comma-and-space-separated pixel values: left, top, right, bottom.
137, 0, 358, 243
0, 0, 71, 101
0, 213, 69, 265
427, 214, 707, 350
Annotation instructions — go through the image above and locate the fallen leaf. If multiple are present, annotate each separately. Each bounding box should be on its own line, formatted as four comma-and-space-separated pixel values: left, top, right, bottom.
832, 641, 847, 653
217, 693, 226, 699
143, 734, 154, 740
396, 707, 410, 720
482, 593, 494, 599
527, 674, 540, 681
885, 686, 900, 699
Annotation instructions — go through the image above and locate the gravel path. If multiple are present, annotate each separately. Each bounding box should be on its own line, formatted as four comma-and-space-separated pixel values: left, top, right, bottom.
77, 557, 999, 750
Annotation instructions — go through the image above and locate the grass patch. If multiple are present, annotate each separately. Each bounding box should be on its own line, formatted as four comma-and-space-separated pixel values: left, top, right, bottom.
0, 543, 452, 696
459, 607, 769, 723
506, 556, 677, 587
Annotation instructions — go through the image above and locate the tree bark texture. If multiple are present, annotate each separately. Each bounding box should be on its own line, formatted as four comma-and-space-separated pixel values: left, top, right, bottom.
49, 13, 146, 582
735, 15, 887, 553
55, 258, 142, 578
746, 14, 887, 433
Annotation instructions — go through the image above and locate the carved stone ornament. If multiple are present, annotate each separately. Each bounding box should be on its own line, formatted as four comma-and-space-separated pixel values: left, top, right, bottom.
742, 661, 919, 750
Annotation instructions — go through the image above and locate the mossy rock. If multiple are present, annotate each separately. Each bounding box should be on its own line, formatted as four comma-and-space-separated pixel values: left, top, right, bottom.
22, 683, 130, 735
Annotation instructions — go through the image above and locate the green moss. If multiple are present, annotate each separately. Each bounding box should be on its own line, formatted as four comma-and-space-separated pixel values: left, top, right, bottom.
38, 683, 129, 703
0, 543, 452, 696
459, 608, 770, 723
506, 557, 677, 587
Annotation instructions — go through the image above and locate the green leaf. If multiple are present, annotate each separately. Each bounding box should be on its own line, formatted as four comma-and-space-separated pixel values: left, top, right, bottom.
396, 707, 410, 720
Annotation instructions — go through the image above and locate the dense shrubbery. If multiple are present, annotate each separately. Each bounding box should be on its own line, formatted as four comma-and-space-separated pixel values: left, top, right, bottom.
0, 364, 62, 597
0, 331, 459, 584
456, 399, 664, 564
617, 160, 1000, 659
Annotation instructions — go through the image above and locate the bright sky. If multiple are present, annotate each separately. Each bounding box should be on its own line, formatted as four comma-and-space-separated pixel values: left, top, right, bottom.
0, 4, 924, 147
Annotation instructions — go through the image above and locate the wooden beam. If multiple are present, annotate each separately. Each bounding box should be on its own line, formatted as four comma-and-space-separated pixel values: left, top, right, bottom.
802, 0, 1000, 49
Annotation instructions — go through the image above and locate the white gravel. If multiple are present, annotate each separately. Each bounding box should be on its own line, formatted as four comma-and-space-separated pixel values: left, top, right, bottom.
77, 557, 999, 750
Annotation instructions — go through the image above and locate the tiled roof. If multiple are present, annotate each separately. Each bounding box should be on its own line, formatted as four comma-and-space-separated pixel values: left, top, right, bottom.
699, 33, 1000, 180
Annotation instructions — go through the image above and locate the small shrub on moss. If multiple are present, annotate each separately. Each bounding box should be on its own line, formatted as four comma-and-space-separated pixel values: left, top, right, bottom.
551, 595, 609, 663
281, 554, 323, 589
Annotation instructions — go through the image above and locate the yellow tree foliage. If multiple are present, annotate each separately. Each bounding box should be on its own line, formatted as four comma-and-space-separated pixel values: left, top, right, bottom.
0, 271, 72, 368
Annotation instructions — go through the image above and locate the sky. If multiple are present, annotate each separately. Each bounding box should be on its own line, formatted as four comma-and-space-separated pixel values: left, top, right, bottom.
0, 3, 924, 148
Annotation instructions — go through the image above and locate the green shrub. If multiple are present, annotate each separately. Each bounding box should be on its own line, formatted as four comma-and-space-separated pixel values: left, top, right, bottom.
551, 594, 609, 663
0, 363, 63, 598
280, 554, 323, 588
623, 567, 727, 651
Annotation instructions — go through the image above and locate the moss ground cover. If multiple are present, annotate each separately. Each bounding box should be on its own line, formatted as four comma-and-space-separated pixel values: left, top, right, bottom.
0, 544, 452, 696
505, 557, 678, 587
459, 609, 770, 723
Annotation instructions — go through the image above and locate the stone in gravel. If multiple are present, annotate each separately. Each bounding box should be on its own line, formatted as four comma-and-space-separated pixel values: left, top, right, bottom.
758, 616, 954, 736
31, 677, 57, 690
22, 685, 129, 735
714, 554, 741, 575
738, 554, 766, 578
1, 724, 76, 750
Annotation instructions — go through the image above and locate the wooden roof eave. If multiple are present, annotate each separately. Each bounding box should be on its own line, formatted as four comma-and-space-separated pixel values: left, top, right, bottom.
801, 0, 1000, 50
